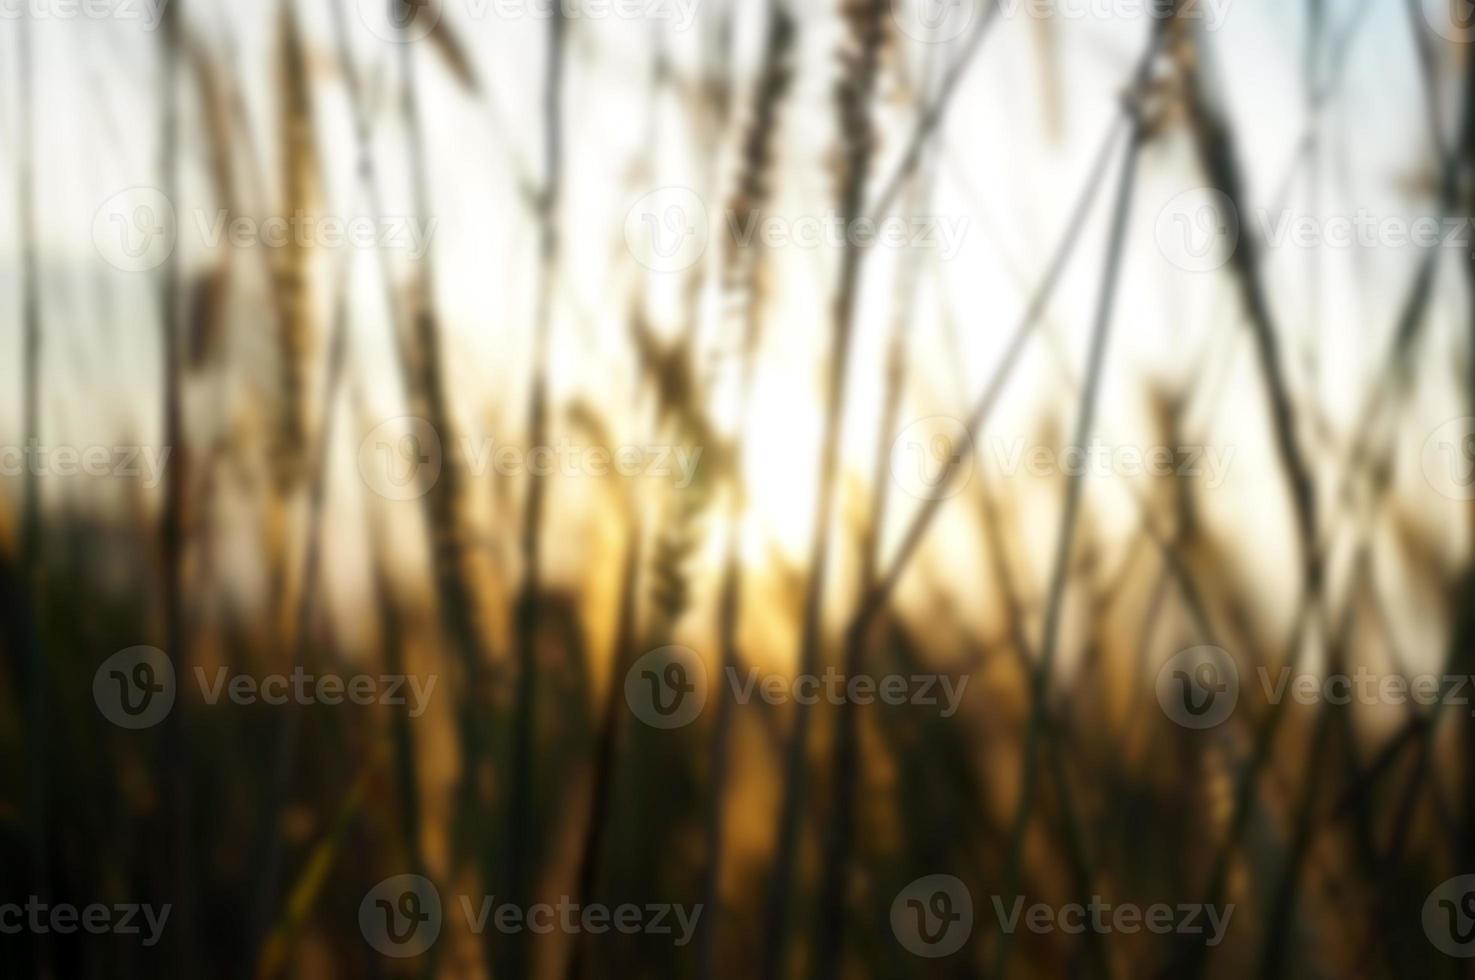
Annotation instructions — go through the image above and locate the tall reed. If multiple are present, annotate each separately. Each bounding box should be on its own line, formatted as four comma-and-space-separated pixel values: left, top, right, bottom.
250, 4, 329, 959
17, 9, 49, 977
698, 5, 794, 975
991, 18, 1171, 976
503, 8, 566, 979
156, 0, 196, 972
812, 47, 939, 974
762, 3, 888, 976
387, 6, 503, 954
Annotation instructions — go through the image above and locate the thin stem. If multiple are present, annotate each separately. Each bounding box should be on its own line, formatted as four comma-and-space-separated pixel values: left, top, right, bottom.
378, 11, 501, 979
563, 509, 644, 980
761, 5, 886, 974
250, 162, 360, 978
158, 1, 195, 973
991, 55, 1153, 978
864, 0, 1001, 224
858, 117, 1125, 624
505, 9, 565, 978
699, 5, 792, 975
18, 10, 49, 977
813, 45, 941, 976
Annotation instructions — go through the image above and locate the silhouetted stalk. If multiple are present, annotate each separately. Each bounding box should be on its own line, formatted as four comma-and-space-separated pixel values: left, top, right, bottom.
1262, 0, 1372, 216
250, 192, 358, 975
973, 472, 1114, 980
813, 54, 938, 974
262, 0, 320, 651
562, 510, 643, 980
1263, 516, 1382, 975
1176, 15, 1475, 975
761, 4, 886, 976
248, 4, 339, 959
384, 9, 502, 977
395, 0, 492, 767
1181, 58, 1340, 915
1336, 552, 1424, 915
505, 10, 565, 979
865, 1, 1000, 224
1403, 0, 1449, 159
1273, 549, 1408, 976
328, 0, 414, 374
1340, 556, 1475, 866
1356, 544, 1454, 870
1183, 28, 1322, 597
854, 117, 1124, 621
563, 34, 672, 979
366, 495, 428, 866
1260, 582, 1364, 979
1300, 0, 1324, 405
363, 390, 439, 980
1341, 557, 1475, 860
991, 22, 1167, 977
1161, 24, 1333, 973
157, 1, 195, 973
1293, 134, 1473, 849
979, 474, 1110, 969
17, 10, 49, 978
696, 505, 742, 980
1458, 32, 1475, 881
697, 6, 793, 977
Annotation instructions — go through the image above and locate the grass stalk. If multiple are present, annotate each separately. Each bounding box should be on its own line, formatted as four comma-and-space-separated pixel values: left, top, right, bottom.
811, 53, 939, 978
760, 4, 887, 975
990, 22, 1168, 976
504, 9, 565, 978
157, 0, 196, 972
696, 5, 793, 975
17, 9, 49, 977
563, 510, 644, 980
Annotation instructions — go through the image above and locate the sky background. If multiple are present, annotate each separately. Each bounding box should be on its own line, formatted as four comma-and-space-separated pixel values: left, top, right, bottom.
0, 0, 1465, 676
